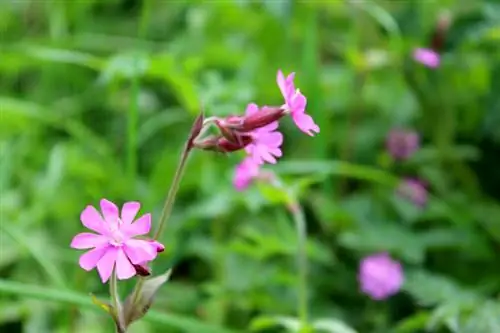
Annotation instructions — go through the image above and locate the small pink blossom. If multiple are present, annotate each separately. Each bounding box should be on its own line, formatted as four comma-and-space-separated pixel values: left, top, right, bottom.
397, 178, 428, 207
71, 199, 163, 283
233, 157, 260, 191
358, 252, 404, 300
413, 48, 440, 68
277, 70, 319, 136
386, 128, 420, 160
244, 103, 283, 165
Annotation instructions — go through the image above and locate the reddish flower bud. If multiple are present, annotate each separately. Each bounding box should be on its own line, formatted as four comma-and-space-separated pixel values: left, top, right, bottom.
133, 263, 152, 277
215, 107, 285, 133
217, 135, 253, 152
151, 241, 165, 253
240, 106, 285, 132
431, 11, 452, 51
187, 110, 205, 150
193, 134, 253, 153
215, 119, 240, 143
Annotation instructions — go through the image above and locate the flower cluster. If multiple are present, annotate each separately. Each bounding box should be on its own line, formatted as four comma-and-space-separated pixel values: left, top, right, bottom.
193, 70, 319, 191
385, 128, 428, 207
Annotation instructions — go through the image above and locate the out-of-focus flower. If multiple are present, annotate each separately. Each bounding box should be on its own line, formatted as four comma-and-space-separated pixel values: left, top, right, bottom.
244, 103, 283, 164
413, 48, 440, 68
358, 252, 404, 301
277, 70, 320, 136
386, 128, 420, 160
71, 199, 163, 283
233, 157, 260, 191
397, 178, 428, 207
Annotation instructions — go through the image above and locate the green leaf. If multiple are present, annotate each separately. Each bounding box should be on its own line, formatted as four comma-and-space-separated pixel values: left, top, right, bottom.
123, 269, 173, 326
0, 278, 239, 333
312, 318, 358, 333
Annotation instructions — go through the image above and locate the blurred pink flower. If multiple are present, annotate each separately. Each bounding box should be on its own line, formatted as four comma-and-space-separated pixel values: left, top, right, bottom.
277, 70, 320, 136
386, 128, 420, 160
233, 157, 260, 191
413, 48, 440, 68
398, 178, 428, 207
244, 103, 283, 164
71, 199, 162, 283
358, 252, 404, 300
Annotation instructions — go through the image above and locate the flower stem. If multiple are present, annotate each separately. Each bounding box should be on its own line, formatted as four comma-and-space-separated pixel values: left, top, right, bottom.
289, 200, 309, 328
153, 143, 192, 240
110, 271, 125, 333
268, 175, 309, 328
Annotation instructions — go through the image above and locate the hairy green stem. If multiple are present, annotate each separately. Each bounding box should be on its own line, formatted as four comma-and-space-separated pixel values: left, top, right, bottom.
153, 144, 192, 240
289, 200, 309, 328
269, 176, 309, 328
110, 271, 125, 333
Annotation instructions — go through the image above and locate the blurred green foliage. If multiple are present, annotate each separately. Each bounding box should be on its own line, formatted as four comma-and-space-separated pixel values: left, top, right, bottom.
1, 0, 500, 333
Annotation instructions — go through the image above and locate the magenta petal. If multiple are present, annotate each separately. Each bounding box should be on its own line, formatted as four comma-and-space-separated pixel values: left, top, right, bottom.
123, 213, 151, 237
245, 103, 259, 117
290, 92, 307, 114
96, 247, 118, 283
259, 131, 283, 146
100, 199, 119, 224
121, 201, 140, 225
292, 113, 320, 136
123, 239, 157, 264
80, 206, 108, 235
277, 70, 287, 98
71, 233, 107, 249
115, 248, 136, 280
413, 48, 440, 68
79, 246, 109, 271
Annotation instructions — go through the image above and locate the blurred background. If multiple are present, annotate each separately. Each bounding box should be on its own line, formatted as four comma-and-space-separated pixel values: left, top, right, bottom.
1, 0, 500, 332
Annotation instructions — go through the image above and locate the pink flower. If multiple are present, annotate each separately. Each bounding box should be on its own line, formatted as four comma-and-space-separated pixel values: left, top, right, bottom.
358, 252, 404, 300
386, 128, 420, 160
277, 70, 319, 136
244, 103, 283, 164
233, 157, 260, 191
397, 178, 428, 207
71, 199, 162, 283
413, 48, 440, 68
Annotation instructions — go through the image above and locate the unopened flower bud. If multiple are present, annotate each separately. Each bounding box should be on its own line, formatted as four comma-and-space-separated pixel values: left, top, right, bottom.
194, 134, 252, 153
217, 135, 253, 152
151, 241, 165, 253
241, 106, 285, 132
133, 263, 152, 277
187, 110, 205, 150
431, 10, 452, 52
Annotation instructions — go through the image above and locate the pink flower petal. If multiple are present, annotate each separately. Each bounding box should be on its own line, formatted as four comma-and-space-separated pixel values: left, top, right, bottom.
71, 233, 107, 249
233, 158, 260, 191
96, 247, 118, 283
258, 131, 283, 146
292, 113, 320, 136
80, 205, 108, 235
122, 213, 151, 237
79, 246, 109, 271
115, 248, 136, 280
259, 120, 279, 132
100, 199, 119, 225
413, 48, 440, 68
277, 70, 295, 101
290, 92, 307, 114
124, 239, 157, 264
121, 201, 140, 225
245, 103, 259, 117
